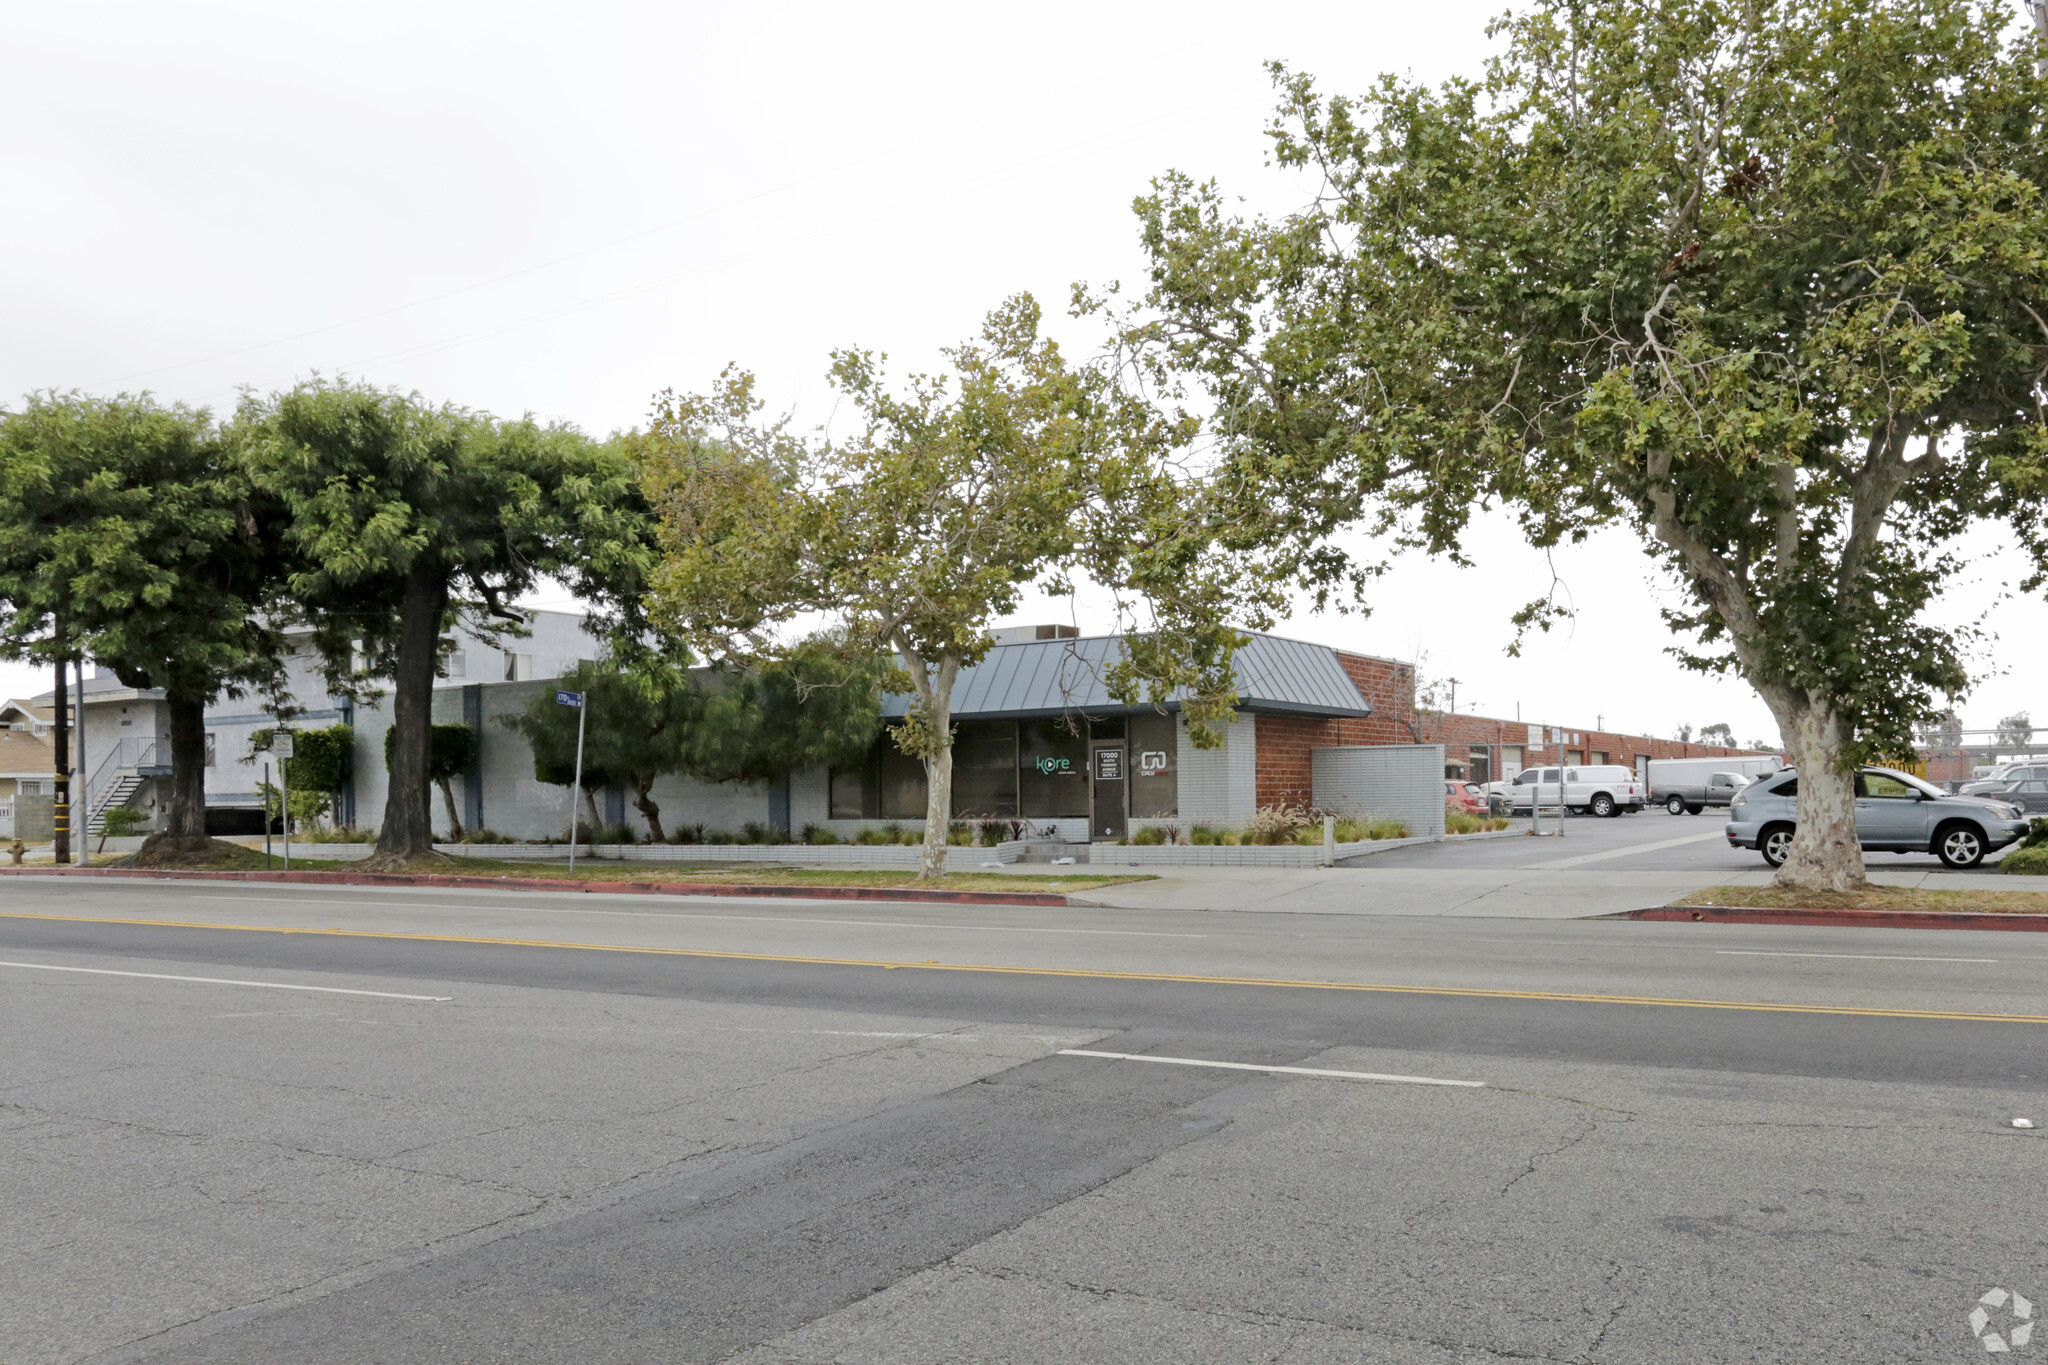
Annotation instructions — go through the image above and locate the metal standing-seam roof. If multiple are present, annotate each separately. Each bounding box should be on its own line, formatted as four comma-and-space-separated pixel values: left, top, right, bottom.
878, 632, 1373, 720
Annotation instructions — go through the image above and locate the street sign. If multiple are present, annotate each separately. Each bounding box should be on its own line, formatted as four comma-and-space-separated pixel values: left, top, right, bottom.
272, 732, 295, 758
556, 690, 585, 708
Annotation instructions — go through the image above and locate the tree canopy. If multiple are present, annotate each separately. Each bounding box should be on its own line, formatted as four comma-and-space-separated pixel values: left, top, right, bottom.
238, 379, 655, 862
640, 294, 1260, 878
1124, 0, 2048, 890
0, 392, 285, 857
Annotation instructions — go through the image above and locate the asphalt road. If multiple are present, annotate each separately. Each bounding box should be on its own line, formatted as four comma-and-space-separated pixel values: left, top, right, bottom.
5, 877, 2047, 1363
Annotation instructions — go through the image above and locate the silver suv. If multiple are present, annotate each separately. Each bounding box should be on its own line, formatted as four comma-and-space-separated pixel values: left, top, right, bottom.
1725, 766, 2030, 870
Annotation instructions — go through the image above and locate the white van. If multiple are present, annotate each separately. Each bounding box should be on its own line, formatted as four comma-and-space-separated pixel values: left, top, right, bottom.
1500, 764, 1644, 818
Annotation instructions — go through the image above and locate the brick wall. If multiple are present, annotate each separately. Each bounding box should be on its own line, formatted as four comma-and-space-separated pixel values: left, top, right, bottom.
1244, 644, 1774, 812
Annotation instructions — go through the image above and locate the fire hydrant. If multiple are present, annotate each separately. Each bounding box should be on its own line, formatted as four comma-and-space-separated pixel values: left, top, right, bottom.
8, 839, 26, 865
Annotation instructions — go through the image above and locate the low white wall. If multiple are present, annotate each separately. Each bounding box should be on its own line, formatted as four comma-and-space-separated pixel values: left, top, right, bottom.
1313, 744, 1447, 838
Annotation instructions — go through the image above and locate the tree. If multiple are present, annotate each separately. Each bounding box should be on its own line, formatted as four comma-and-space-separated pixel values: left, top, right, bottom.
688, 635, 890, 786
642, 295, 1255, 879
250, 723, 354, 828
1124, 0, 2048, 891
0, 392, 284, 862
1917, 707, 1965, 752
239, 380, 654, 864
503, 661, 701, 842
1699, 723, 1736, 748
1996, 711, 2035, 752
382, 723, 477, 839
1676, 724, 1695, 744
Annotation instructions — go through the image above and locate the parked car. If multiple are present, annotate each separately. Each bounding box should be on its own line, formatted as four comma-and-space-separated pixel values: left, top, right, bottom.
1646, 755, 1785, 814
1444, 780, 1487, 815
1724, 766, 2031, 869
1960, 763, 2048, 797
1499, 765, 1644, 818
2001, 778, 2048, 816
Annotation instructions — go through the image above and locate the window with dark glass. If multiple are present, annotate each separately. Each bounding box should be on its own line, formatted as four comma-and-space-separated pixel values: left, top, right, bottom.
1020, 719, 1089, 818
878, 742, 926, 819
951, 721, 1019, 817
828, 761, 878, 819
1129, 711, 1177, 818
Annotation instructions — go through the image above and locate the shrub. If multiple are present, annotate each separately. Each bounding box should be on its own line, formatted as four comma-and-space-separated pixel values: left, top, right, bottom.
457, 828, 512, 844
1446, 812, 1510, 835
948, 821, 974, 846
99, 807, 146, 838
702, 829, 738, 845
1247, 804, 1313, 845
741, 821, 774, 844
1130, 826, 1166, 846
2004, 842, 2048, 875
977, 822, 1004, 847
801, 823, 840, 845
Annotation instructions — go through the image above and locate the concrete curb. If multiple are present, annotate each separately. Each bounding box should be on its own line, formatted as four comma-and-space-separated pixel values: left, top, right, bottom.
0, 866, 1070, 908
1630, 904, 2048, 933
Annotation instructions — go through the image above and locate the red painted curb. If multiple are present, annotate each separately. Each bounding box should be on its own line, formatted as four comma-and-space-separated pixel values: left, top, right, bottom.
1631, 905, 2048, 932
0, 865, 1069, 907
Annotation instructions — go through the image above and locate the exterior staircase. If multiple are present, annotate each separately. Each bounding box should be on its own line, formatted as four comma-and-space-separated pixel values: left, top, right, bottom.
83, 738, 166, 836
86, 772, 147, 835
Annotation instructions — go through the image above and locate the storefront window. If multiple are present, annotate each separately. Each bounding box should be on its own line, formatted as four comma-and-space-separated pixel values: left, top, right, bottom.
1020, 719, 1089, 818
878, 743, 926, 819
1129, 712, 1177, 818
952, 721, 1019, 817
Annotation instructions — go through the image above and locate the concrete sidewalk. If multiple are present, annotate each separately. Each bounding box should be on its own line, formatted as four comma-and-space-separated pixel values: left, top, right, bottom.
1067, 863, 2048, 918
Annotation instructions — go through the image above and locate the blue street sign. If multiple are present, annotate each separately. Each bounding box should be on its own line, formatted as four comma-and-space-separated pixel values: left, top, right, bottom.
556, 690, 585, 708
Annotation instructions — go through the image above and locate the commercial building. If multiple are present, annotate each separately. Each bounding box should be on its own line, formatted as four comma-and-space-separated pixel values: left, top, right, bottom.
1425, 712, 1772, 784
37, 610, 1770, 843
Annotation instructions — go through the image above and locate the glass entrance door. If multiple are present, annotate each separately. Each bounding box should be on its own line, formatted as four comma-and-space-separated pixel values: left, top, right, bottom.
1090, 743, 1127, 841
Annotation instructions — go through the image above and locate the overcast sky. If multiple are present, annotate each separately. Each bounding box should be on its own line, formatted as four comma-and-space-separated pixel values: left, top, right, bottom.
4, 0, 2041, 744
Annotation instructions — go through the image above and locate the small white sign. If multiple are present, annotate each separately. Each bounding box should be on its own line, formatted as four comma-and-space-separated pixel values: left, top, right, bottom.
272, 732, 295, 758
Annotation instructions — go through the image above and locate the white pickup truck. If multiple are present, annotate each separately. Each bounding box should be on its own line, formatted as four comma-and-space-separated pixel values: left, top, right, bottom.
1491, 764, 1645, 818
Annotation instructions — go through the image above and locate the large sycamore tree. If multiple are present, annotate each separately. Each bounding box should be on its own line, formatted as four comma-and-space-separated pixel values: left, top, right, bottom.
240, 380, 654, 863
1128, 0, 2048, 891
643, 294, 1258, 880
0, 393, 284, 862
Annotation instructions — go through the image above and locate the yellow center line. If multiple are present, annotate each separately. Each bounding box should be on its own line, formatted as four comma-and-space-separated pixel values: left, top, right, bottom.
5, 909, 2046, 1025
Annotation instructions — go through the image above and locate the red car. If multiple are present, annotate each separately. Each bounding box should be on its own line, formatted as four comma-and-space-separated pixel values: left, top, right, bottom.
1444, 780, 1487, 814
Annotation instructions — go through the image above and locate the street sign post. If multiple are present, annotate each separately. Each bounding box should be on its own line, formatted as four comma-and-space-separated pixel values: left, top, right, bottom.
273, 731, 294, 869
557, 691, 587, 872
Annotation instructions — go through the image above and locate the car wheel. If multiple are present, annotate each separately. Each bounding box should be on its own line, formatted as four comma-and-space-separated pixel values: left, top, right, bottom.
1686, 804, 1705, 816
1590, 793, 1616, 818
1760, 824, 1795, 868
1935, 823, 1986, 870
1665, 794, 1686, 815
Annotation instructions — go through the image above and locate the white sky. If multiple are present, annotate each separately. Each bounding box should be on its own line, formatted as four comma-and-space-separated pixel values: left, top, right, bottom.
3, 0, 2041, 743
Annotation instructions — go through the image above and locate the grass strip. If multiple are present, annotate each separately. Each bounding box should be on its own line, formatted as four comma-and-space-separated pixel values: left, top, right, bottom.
1675, 883, 2048, 915
81, 844, 1149, 893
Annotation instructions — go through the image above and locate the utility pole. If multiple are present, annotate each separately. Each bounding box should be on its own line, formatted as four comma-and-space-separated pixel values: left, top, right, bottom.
52, 639, 70, 866
2031, 0, 2047, 79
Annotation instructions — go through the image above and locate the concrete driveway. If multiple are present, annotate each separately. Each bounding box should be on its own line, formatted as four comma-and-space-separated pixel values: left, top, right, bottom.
1071, 808, 2041, 917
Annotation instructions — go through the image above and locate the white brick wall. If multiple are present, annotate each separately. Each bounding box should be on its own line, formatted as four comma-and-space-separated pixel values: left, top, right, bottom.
1312, 744, 1447, 838
1177, 712, 1256, 827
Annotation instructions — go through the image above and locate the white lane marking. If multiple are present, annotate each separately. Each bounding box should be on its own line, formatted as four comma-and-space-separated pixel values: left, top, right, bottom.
1714, 950, 1998, 964
0, 960, 452, 1000
181, 895, 1204, 938
1522, 830, 1730, 870
1057, 1049, 1484, 1087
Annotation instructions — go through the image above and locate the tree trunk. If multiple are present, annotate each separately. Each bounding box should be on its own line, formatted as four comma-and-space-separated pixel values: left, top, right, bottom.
436, 777, 464, 840
632, 782, 665, 843
1763, 689, 1866, 892
163, 694, 209, 841
916, 654, 960, 882
375, 564, 449, 860
582, 786, 601, 834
